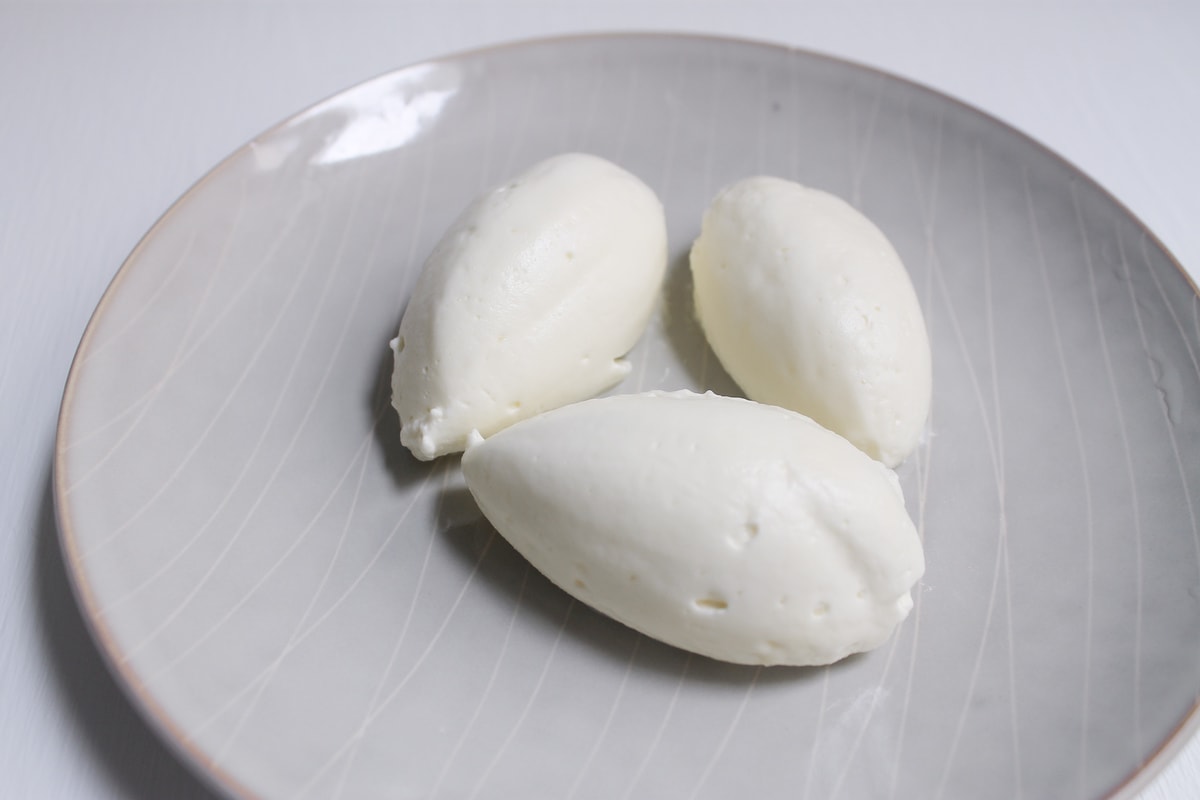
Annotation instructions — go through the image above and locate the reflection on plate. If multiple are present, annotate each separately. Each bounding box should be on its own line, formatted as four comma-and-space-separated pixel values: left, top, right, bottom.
55, 33, 1200, 799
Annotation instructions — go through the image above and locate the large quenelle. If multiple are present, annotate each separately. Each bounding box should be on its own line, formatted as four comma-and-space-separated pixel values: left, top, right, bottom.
462, 390, 925, 667
690, 177, 932, 467
390, 153, 668, 460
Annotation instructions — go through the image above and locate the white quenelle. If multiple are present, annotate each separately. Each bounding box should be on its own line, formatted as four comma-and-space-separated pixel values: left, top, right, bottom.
391, 153, 668, 460
690, 177, 931, 467
461, 390, 925, 667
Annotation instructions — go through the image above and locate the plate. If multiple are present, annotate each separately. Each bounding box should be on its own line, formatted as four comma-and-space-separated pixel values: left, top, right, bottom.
54, 33, 1200, 799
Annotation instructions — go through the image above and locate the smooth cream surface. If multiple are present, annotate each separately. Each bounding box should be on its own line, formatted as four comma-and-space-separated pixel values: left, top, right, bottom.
462, 390, 925, 667
391, 153, 668, 460
690, 176, 931, 466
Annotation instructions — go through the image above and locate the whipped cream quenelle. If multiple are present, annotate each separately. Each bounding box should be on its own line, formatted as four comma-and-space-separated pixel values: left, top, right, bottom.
391, 153, 668, 460
690, 177, 932, 466
462, 390, 924, 667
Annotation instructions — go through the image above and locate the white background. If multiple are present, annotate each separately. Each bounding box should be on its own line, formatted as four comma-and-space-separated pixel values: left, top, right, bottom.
2, 1, 1197, 797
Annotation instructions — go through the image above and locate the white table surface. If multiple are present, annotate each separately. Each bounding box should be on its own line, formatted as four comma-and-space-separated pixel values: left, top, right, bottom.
2, 1, 1197, 797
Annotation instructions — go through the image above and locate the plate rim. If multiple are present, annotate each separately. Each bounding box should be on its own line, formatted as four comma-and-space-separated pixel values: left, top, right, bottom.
51, 30, 1200, 800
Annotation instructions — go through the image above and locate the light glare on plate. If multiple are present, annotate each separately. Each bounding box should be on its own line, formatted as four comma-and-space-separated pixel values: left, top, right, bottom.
303, 62, 461, 165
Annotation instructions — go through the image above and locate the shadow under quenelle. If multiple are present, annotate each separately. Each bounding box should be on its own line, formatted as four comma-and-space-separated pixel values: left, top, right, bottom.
660, 250, 742, 398
437, 485, 833, 689
34, 467, 221, 800
367, 308, 437, 490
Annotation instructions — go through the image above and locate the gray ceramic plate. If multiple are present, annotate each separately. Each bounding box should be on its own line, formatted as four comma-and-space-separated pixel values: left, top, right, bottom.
55, 33, 1200, 799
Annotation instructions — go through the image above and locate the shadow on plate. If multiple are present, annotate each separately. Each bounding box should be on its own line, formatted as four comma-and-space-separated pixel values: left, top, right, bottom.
437, 485, 839, 689
367, 307, 438, 490
660, 250, 742, 398
34, 468, 221, 800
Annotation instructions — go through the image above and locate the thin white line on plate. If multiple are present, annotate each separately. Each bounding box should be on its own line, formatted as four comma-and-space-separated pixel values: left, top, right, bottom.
887, 578, 927, 800
828, 631, 902, 800
849, 78, 884, 208
611, 59, 639, 168
802, 666, 832, 800
897, 95, 942, 536
500, 62, 539, 179
621, 654, 693, 800
476, 69, 497, 191
576, 52, 607, 157
697, 49, 723, 388
931, 466, 1005, 799
430, 564, 534, 797
788, 46, 799, 182
978, 145, 1022, 799
687, 666, 763, 800
79, 228, 199, 366
465, 599, 576, 800
1074, 183, 1145, 764
757, 61, 768, 174
887, 425, 935, 796
886, 120, 939, 798
1024, 169, 1096, 800
634, 55, 684, 394
701, 46, 722, 194
566, 635, 644, 800
558, 63, 575, 152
